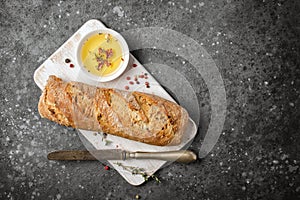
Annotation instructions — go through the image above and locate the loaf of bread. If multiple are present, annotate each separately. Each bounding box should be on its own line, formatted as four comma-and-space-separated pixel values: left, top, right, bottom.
38, 75, 189, 146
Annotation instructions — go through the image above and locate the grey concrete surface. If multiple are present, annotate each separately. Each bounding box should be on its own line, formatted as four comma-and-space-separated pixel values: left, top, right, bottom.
1, 0, 299, 199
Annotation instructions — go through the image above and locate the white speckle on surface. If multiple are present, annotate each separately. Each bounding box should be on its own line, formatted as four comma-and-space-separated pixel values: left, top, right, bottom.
199, 2, 204, 7
273, 160, 279, 164
30, 140, 37, 146
76, 10, 80, 14
270, 105, 277, 111
79, 184, 84, 189
281, 154, 288, 160
37, 162, 45, 168
266, 52, 273, 56
113, 6, 124, 17
56, 194, 61, 200
28, 151, 34, 156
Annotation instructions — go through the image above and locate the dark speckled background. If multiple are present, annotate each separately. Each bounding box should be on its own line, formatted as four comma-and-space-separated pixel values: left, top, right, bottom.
1, 0, 299, 199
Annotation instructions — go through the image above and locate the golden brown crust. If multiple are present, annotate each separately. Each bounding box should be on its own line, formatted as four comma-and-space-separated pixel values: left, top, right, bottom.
38, 75, 189, 146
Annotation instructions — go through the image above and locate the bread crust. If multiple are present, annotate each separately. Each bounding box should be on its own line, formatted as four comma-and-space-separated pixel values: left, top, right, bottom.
38, 75, 189, 146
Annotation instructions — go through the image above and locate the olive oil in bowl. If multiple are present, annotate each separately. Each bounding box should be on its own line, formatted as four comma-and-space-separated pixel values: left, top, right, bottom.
77, 29, 129, 82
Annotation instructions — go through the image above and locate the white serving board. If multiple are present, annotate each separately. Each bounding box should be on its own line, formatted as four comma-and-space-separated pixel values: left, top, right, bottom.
34, 19, 197, 185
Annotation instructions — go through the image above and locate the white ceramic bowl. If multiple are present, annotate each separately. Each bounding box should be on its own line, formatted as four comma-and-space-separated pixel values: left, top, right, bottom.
76, 28, 129, 82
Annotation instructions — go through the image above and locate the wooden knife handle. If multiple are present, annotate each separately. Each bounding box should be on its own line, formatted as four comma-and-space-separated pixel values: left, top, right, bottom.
47, 150, 97, 160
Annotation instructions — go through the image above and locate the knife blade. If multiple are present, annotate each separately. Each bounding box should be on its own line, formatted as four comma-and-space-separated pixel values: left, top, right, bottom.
47, 149, 197, 163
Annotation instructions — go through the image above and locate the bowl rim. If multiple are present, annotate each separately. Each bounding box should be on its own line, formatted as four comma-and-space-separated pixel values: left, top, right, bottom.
75, 28, 130, 82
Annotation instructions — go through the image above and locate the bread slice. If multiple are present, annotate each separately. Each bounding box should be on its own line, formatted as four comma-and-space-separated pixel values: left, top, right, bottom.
38, 75, 189, 146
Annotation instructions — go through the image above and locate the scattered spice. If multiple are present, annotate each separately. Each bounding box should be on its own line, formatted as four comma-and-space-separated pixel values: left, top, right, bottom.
125, 86, 129, 90
125, 73, 151, 88
114, 162, 160, 183
105, 33, 111, 42
65, 58, 71, 63
104, 140, 112, 145
69, 64, 74, 68
101, 133, 112, 145
104, 165, 110, 170
121, 58, 124, 61
132, 63, 137, 67
94, 47, 113, 70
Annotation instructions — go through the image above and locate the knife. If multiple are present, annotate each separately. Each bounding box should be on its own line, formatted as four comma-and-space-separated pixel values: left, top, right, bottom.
47, 149, 197, 163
